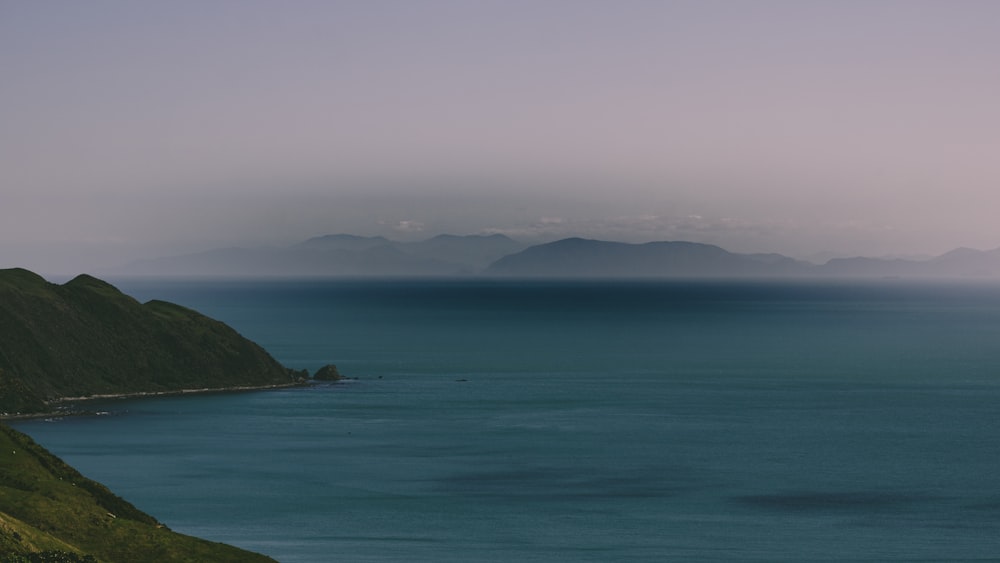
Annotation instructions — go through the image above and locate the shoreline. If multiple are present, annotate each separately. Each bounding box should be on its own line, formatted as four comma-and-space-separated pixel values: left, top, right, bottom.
1, 381, 310, 420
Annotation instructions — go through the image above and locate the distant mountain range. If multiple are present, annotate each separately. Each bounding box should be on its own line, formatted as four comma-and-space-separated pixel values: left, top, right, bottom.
489, 239, 1000, 278
114, 234, 527, 277
484, 238, 808, 277
109, 234, 1000, 278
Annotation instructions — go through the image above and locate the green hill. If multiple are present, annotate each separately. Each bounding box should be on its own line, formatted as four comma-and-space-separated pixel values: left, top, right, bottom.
0, 423, 276, 562
0, 269, 301, 560
0, 268, 304, 415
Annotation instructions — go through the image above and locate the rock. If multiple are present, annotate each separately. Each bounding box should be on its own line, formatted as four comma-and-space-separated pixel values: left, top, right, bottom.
313, 364, 342, 381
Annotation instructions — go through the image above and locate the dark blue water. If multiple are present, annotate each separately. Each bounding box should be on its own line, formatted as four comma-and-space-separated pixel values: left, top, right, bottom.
13, 279, 1000, 561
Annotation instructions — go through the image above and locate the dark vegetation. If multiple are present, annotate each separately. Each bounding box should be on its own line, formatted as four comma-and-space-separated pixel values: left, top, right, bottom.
0, 268, 304, 415
0, 268, 306, 560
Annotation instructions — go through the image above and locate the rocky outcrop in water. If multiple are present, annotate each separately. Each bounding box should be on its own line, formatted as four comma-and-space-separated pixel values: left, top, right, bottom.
313, 364, 343, 381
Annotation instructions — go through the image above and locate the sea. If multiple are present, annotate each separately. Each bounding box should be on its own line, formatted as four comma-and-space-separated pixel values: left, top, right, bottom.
12, 277, 1000, 561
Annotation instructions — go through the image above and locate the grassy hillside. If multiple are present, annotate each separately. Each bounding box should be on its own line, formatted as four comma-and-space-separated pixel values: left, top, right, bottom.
0, 268, 303, 415
0, 424, 276, 562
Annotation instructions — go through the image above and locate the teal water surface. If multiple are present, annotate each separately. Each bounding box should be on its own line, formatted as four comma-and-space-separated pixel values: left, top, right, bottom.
13, 279, 1000, 561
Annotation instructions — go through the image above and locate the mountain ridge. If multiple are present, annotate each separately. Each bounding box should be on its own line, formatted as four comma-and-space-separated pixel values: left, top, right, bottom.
109, 234, 1000, 278
0, 268, 311, 561
484, 237, 813, 277
114, 233, 526, 277
487, 238, 1000, 278
0, 268, 304, 415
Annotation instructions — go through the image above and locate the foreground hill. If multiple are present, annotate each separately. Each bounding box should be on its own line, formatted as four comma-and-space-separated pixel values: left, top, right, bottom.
0, 268, 302, 415
0, 423, 276, 562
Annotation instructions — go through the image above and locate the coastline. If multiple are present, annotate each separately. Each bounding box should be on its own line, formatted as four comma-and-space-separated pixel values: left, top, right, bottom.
1, 381, 310, 420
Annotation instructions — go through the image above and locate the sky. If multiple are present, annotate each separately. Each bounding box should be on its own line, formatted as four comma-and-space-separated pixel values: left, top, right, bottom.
3, 0, 1000, 274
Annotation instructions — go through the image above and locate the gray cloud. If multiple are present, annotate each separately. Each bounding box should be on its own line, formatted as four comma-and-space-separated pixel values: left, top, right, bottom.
391, 220, 426, 234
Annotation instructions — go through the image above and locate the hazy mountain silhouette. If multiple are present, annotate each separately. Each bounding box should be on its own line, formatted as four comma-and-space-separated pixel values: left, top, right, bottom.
295, 233, 393, 251
814, 247, 1000, 277
401, 234, 527, 270
112, 234, 1000, 278
113, 234, 526, 277
483, 238, 811, 277
487, 238, 1000, 278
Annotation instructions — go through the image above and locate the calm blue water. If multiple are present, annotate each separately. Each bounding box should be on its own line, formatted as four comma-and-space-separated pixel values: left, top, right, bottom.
13, 278, 1000, 561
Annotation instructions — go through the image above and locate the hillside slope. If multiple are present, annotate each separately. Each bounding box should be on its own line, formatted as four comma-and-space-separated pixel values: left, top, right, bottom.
0, 268, 302, 415
0, 424, 276, 562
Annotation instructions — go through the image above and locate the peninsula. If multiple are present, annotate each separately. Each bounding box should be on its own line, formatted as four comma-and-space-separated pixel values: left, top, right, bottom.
0, 268, 304, 416
0, 268, 309, 560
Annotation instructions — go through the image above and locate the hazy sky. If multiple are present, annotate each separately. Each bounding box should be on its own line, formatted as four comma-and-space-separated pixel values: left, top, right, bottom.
3, 0, 1000, 273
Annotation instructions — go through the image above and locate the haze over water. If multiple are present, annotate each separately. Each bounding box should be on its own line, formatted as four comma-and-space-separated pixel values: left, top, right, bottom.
5, 1, 1000, 273
14, 278, 1000, 561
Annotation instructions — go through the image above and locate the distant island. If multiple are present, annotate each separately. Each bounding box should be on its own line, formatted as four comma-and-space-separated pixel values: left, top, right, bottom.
107, 233, 1000, 278
484, 237, 807, 277
491, 239, 1000, 278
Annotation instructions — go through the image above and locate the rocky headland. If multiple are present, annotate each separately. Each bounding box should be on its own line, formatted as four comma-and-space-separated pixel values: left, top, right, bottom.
0, 268, 325, 561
